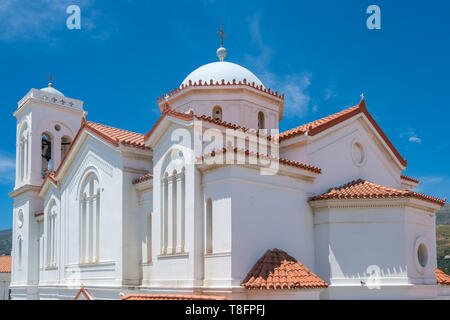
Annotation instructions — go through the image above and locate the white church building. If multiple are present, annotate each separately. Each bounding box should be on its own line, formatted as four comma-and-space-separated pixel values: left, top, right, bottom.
8, 40, 450, 300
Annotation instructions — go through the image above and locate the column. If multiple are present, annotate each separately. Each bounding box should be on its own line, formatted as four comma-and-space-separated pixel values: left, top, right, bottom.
167, 175, 174, 254
53, 136, 61, 171
162, 177, 168, 254
92, 194, 98, 262
86, 197, 91, 263
176, 173, 183, 253
80, 197, 86, 263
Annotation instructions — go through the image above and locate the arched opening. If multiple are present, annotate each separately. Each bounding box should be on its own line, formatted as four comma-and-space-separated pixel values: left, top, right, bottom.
79, 172, 101, 264
41, 132, 53, 178
258, 111, 265, 130
18, 122, 29, 182
206, 198, 213, 254
212, 106, 222, 121
61, 136, 72, 160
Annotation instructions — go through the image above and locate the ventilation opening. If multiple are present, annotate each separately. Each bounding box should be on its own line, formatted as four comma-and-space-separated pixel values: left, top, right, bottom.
212, 106, 222, 121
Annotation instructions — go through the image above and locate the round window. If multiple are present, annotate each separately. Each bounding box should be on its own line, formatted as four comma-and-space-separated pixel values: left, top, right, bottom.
351, 141, 366, 166
417, 243, 428, 268
17, 210, 24, 228
54, 124, 61, 131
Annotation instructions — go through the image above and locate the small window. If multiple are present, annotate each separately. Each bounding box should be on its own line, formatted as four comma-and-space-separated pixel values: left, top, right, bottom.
212, 106, 222, 121
417, 243, 428, 268
258, 111, 265, 130
17, 210, 24, 228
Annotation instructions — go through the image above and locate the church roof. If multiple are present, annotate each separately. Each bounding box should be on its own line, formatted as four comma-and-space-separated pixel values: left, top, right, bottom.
0, 256, 11, 273
133, 173, 153, 184
120, 294, 230, 300
400, 174, 419, 184
200, 147, 322, 174
309, 179, 445, 206
436, 268, 450, 285
242, 249, 328, 290
279, 99, 408, 168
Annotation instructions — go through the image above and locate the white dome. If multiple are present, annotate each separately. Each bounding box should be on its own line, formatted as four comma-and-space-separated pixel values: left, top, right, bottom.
40, 86, 64, 96
181, 61, 264, 88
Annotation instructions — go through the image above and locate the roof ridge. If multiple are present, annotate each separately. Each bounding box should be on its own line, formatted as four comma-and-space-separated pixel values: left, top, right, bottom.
86, 121, 146, 136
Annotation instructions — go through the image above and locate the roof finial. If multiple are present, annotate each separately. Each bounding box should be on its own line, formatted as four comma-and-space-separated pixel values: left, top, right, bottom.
216, 23, 227, 62
360, 93, 365, 100
48, 74, 54, 88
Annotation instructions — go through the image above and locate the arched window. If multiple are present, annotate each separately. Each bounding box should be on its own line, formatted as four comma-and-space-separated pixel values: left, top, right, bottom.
212, 106, 222, 121
18, 122, 29, 182
61, 136, 72, 160
41, 132, 53, 178
46, 203, 57, 267
79, 173, 100, 264
146, 212, 152, 263
258, 111, 265, 130
17, 236, 23, 269
206, 198, 213, 254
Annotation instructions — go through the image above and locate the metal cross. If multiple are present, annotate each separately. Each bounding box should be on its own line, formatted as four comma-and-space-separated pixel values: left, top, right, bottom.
217, 24, 226, 47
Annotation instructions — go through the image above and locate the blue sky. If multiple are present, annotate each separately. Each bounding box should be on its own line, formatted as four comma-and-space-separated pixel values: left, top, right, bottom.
0, 0, 449, 229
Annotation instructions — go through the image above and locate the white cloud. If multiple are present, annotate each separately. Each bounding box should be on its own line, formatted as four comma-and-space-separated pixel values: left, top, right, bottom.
408, 136, 422, 144
324, 88, 338, 101
0, 153, 15, 185
401, 128, 422, 144
243, 12, 312, 120
0, 0, 108, 42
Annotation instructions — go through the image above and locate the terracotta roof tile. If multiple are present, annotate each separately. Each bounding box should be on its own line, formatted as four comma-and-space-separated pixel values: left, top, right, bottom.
0, 256, 12, 273
133, 173, 153, 185
242, 249, 328, 290
436, 268, 450, 285
279, 100, 408, 167
86, 121, 149, 150
401, 174, 419, 184
309, 179, 445, 206
200, 147, 322, 174
120, 294, 230, 300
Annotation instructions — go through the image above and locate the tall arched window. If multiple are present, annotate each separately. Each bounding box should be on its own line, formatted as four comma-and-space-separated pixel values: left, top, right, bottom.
206, 198, 213, 254
61, 136, 72, 160
79, 173, 100, 264
41, 132, 53, 178
146, 212, 152, 263
46, 203, 57, 267
18, 122, 29, 182
212, 106, 222, 121
258, 111, 265, 130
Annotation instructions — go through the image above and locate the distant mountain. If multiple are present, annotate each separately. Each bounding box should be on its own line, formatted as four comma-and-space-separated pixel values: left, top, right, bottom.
0, 229, 11, 256
437, 204, 450, 225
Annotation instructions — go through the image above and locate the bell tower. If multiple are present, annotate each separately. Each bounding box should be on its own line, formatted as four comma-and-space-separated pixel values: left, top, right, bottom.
9, 79, 85, 293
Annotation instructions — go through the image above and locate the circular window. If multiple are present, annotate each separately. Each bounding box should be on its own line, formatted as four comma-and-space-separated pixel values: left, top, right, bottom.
54, 124, 61, 131
417, 243, 428, 268
17, 210, 24, 228
351, 141, 366, 167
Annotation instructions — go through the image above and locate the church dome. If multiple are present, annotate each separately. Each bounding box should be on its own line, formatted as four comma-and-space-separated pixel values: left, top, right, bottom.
40, 86, 64, 96
181, 61, 264, 88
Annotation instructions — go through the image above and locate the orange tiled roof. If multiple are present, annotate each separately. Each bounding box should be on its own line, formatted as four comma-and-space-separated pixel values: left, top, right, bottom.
0, 256, 12, 273
436, 268, 450, 285
309, 179, 445, 206
200, 147, 322, 174
242, 249, 328, 290
133, 173, 153, 184
120, 294, 230, 300
279, 100, 408, 167
401, 174, 419, 184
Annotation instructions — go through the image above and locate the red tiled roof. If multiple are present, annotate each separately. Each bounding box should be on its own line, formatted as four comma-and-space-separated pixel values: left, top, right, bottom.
133, 173, 153, 185
200, 147, 322, 174
34, 211, 44, 218
0, 256, 12, 273
279, 100, 408, 167
120, 294, 230, 300
401, 174, 419, 184
242, 249, 328, 290
436, 268, 450, 285
309, 179, 446, 206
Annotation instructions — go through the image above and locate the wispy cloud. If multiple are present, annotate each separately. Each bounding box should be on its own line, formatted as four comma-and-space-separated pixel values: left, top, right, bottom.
401, 128, 422, 144
324, 87, 338, 101
0, 152, 15, 185
0, 0, 109, 42
244, 12, 312, 120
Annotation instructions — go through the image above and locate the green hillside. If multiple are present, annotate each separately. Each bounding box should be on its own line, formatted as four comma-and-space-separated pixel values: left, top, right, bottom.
0, 229, 11, 256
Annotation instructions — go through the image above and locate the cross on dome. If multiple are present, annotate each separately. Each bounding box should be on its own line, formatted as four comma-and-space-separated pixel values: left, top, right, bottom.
216, 24, 227, 62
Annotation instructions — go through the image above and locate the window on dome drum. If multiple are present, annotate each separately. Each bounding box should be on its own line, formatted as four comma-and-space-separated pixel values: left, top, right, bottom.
79, 173, 101, 264
41, 132, 53, 178
206, 199, 213, 254
258, 111, 265, 130
18, 122, 29, 182
213, 106, 222, 121
61, 136, 72, 160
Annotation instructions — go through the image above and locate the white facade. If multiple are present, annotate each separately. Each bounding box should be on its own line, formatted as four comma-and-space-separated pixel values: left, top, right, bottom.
8, 53, 449, 300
